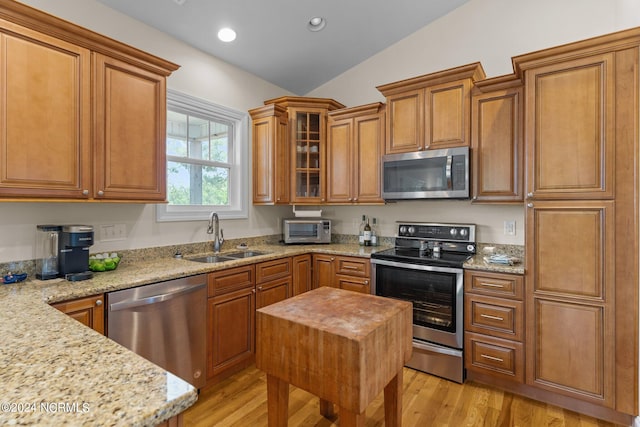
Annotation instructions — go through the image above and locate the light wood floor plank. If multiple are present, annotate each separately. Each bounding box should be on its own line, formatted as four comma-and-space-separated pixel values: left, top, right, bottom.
183, 365, 617, 427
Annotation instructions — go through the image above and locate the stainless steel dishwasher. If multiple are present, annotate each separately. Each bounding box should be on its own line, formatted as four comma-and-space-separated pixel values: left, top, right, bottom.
106, 274, 207, 389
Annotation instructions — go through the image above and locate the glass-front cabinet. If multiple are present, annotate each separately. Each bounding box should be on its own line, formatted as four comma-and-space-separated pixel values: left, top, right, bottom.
293, 110, 322, 202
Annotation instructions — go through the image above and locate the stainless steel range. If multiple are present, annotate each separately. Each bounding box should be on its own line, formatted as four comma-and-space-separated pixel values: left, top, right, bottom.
370, 222, 476, 383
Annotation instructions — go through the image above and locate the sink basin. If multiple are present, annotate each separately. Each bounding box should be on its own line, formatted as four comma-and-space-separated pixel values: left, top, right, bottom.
187, 255, 236, 263
224, 251, 270, 259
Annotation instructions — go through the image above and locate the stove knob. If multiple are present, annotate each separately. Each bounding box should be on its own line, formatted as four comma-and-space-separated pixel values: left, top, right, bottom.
467, 244, 475, 252
407, 226, 416, 235
460, 229, 468, 237
399, 226, 407, 235
450, 228, 458, 237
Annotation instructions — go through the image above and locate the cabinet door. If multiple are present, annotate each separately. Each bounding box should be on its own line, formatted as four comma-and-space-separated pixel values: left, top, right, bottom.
256, 277, 290, 309
313, 254, 335, 289
471, 86, 523, 203
251, 105, 289, 204
207, 287, 255, 380
326, 117, 353, 203
292, 254, 312, 296
0, 20, 91, 199
93, 54, 167, 201
525, 53, 615, 200
52, 294, 104, 334
425, 79, 471, 149
353, 111, 384, 203
526, 200, 614, 406
385, 89, 424, 154
290, 108, 326, 203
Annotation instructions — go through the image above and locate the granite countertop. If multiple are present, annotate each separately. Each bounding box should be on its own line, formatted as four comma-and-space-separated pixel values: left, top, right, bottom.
0, 241, 520, 426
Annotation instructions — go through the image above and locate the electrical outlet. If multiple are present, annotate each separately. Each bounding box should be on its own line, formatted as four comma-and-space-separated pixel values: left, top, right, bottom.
100, 224, 127, 241
503, 220, 516, 236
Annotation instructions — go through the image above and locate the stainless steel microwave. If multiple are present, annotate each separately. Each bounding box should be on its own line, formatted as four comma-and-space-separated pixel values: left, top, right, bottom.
382, 146, 470, 200
282, 219, 331, 244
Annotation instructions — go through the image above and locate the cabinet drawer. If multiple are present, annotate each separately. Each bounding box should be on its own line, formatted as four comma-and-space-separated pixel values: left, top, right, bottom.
335, 256, 370, 277
208, 265, 255, 297
465, 270, 524, 299
256, 257, 292, 284
465, 294, 523, 341
336, 274, 370, 294
465, 332, 524, 383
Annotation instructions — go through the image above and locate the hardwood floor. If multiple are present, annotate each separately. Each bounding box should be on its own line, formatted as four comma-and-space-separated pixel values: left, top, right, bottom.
183, 365, 617, 427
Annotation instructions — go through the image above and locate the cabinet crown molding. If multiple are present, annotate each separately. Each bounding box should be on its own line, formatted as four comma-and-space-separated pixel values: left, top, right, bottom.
0, 0, 179, 76
376, 62, 485, 96
328, 102, 385, 119
264, 96, 345, 111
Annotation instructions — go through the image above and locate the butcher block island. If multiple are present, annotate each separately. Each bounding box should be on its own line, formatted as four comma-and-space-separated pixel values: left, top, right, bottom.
256, 286, 413, 427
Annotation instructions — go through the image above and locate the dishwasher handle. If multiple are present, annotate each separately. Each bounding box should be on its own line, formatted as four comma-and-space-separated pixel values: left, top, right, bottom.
109, 283, 205, 312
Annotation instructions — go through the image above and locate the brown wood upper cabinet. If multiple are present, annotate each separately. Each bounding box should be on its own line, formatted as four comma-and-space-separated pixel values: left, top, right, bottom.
326, 103, 385, 204
249, 104, 289, 205
377, 63, 485, 154
0, 2, 178, 202
51, 294, 105, 334
470, 76, 523, 203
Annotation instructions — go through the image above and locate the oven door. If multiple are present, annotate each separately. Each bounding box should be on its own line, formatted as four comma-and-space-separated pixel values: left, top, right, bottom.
370, 258, 463, 349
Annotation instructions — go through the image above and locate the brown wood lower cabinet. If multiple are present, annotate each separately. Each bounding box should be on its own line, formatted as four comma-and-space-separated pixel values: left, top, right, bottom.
464, 270, 524, 384
51, 294, 105, 334
312, 254, 371, 294
292, 254, 312, 295
206, 265, 256, 384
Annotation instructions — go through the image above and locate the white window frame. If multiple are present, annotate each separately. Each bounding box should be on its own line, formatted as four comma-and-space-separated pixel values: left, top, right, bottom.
156, 89, 249, 222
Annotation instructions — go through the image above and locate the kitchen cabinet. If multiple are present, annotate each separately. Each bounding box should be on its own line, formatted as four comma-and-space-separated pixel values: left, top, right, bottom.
259, 96, 345, 205
255, 257, 292, 308
249, 104, 289, 204
206, 265, 255, 384
326, 103, 385, 204
292, 254, 313, 296
0, 2, 178, 202
514, 28, 640, 420
313, 254, 370, 294
51, 294, 104, 334
464, 271, 524, 384
377, 63, 485, 154
470, 76, 523, 203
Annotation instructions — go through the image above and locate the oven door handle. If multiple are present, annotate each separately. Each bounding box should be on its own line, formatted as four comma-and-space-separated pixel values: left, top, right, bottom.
370, 258, 463, 274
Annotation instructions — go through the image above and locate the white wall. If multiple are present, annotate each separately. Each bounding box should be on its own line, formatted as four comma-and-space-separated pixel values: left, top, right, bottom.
2, 0, 639, 263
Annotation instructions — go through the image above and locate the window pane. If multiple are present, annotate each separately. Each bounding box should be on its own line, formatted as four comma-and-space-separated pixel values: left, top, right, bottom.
209, 121, 229, 163
188, 116, 208, 160
167, 111, 187, 156
167, 160, 229, 206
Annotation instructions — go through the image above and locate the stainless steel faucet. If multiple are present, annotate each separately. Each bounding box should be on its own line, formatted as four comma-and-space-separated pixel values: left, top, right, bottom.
207, 212, 225, 253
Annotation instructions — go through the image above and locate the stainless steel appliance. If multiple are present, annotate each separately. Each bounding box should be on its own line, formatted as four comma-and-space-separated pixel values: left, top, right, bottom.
107, 274, 207, 389
382, 146, 470, 200
370, 222, 476, 383
282, 218, 331, 244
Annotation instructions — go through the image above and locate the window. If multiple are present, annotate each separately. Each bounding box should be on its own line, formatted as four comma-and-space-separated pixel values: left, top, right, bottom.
156, 90, 249, 221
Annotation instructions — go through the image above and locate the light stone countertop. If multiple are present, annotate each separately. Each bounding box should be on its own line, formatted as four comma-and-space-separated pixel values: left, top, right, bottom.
0, 241, 518, 426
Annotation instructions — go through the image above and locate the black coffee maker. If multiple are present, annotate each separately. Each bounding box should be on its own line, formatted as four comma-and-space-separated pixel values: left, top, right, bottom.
58, 225, 94, 281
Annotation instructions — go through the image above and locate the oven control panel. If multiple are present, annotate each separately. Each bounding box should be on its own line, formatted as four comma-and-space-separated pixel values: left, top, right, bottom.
396, 222, 476, 243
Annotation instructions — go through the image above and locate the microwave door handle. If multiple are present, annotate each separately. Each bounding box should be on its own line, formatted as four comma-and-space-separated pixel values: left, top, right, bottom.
445, 155, 453, 189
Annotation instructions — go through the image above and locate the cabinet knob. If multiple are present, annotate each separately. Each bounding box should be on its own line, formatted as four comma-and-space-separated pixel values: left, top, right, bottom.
527, 203, 534, 208
472, 196, 477, 201
95, 299, 103, 306
353, 198, 358, 202
321, 198, 325, 202
82, 189, 89, 196
330, 257, 335, 261
527, 192, 534, 198
364, 280, 369, 285
97, 190, 104, 196
257, 286, 262, 290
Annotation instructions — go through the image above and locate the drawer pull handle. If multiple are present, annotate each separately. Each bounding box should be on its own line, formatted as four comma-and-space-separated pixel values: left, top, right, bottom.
480, 354, 504, 362
481, 282, 504, 288
343, 266, 359, 270
480, 314, 504, 321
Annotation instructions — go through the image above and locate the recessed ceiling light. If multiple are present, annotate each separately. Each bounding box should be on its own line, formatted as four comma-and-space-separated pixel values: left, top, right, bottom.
307, 16, 326, 32
173, 0, 186, 5
217, 27, 236, 42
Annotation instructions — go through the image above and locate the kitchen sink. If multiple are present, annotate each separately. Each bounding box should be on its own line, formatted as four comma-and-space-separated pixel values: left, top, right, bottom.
187, 255, 236, 263
224, 251, 270, 259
